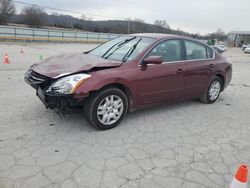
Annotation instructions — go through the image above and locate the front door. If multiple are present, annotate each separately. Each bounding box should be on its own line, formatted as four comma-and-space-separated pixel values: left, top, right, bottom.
136, 39, 186, 105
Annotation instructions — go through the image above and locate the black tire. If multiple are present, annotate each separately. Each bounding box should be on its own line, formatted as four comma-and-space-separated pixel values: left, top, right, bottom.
84, 87, 128, 130
200, 76, 223, 104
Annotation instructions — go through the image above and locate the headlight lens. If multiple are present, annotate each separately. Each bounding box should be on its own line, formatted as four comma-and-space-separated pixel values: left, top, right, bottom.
47, 74, 91, 94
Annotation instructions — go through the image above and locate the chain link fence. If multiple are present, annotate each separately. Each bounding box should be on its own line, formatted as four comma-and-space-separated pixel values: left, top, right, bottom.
0, 25, 121, 43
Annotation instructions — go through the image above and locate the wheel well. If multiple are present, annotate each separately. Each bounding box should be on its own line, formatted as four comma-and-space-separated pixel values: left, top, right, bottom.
215, 74, 225, 90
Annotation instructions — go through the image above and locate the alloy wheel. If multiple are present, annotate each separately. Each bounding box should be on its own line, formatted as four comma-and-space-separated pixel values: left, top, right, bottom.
209, 81, 221, 101
97, 95, 124, 126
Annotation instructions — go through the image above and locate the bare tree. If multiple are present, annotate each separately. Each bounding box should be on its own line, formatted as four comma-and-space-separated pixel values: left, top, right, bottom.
75, 14, 92, 30
0, 0, 16, 24
210, 28, 227, 41
133, 18, 144, 23
154, 20, 170, 29
81, 14, 92, 21
22, 6, 47, 28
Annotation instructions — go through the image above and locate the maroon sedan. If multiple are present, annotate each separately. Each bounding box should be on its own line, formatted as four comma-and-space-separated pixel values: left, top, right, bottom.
25, 34, 232, 130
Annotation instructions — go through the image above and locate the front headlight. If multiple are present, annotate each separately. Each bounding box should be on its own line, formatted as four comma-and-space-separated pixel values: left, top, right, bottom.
47, 74, 91, 94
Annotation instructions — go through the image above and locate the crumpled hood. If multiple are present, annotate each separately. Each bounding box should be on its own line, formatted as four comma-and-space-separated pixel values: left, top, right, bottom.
31, 52, 122, 78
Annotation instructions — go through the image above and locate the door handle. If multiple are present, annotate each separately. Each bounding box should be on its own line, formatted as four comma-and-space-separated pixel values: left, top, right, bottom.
176, 69, 183, 74
209, 64, 215, 68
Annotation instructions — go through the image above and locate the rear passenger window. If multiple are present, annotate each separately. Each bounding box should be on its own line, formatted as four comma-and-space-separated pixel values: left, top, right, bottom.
206, 47, 213, 58
185, 40, 207, 60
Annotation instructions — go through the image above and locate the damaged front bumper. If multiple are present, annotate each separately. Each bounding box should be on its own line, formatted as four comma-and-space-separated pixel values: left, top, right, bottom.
25, 69, 88, 115
36, 87, 85, 115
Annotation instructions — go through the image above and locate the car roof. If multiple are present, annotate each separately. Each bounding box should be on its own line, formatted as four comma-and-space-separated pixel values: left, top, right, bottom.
128, 33, 208, 44
129, 33, 179, 39
129, 33, 211, 46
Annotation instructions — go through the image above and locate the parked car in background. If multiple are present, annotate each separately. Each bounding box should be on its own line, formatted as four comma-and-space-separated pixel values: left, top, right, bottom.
213, 46, 224, 54
244, 47, 250, 53
242, 44, 249, 51
215, 44, 227, 52
25, 34, 232, 130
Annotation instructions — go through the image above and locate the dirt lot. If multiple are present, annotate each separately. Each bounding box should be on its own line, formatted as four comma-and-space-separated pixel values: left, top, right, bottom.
0, 44, 250, 188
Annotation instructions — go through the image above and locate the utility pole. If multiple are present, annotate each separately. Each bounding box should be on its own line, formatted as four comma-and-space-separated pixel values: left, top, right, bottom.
127, 17, 131, 34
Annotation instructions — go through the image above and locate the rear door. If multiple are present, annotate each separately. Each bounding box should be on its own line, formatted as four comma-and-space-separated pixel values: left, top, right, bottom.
136, 39, 186, 105
183, 40, 215, 99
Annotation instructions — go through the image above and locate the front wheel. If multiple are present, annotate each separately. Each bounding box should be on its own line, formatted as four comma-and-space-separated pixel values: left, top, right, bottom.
84, 87, 128, 130
200, 76, 222, 104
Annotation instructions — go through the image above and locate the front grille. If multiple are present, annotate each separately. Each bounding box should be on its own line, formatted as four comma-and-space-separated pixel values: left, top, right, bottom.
25, 70, 48, 84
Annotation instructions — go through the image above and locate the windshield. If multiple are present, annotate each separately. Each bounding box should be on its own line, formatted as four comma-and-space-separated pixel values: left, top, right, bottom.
89, 36, 156, 62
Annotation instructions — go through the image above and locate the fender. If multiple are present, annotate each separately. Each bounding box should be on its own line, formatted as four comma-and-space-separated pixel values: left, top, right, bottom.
74, 73, 137, 108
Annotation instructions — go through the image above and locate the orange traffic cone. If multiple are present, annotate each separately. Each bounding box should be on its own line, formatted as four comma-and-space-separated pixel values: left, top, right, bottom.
230, 164, 248, 188
3, 53, 10, 64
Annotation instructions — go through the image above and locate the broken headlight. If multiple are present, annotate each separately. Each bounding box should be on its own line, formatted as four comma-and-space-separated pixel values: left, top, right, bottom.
46, 74, 91, 94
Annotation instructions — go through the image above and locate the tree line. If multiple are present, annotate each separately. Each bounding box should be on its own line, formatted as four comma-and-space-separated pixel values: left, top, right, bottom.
0, 0, 227, 40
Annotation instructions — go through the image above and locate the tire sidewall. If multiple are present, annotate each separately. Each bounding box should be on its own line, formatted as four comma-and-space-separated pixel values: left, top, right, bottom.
206, 77, 222, 104
90, 88, 128, 130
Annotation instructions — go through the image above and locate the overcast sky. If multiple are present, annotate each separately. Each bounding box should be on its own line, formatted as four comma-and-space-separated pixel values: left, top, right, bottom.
15, 0, 250, 34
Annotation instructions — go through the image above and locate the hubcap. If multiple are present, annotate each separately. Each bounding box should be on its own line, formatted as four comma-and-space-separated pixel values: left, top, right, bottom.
209, 81, 221, 101
97, 95, 124, 126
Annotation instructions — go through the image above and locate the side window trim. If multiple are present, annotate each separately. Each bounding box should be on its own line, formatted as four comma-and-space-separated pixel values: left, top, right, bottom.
206, 47, 210, 59
181, 39, 188, 60
206, 46, 215, 59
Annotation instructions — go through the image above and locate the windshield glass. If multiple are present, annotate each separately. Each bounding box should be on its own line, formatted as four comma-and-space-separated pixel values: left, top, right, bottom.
89, 36, 156, 62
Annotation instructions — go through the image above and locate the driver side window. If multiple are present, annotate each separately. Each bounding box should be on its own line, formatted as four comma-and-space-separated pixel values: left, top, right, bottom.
148, 40, 183, 62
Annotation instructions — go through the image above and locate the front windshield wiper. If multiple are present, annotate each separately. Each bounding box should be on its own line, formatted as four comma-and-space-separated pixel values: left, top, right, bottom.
101, 37, 136, 59
103, 44, 124, 60
117, 36, 136, 47
122, 38, 142, 62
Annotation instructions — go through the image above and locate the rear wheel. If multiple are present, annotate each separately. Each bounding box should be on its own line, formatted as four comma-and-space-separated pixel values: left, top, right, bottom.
84, 87, 128, 130
200, 76, 222, 104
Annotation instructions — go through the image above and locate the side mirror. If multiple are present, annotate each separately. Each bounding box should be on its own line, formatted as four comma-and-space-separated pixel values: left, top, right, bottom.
143, 56, 163, 65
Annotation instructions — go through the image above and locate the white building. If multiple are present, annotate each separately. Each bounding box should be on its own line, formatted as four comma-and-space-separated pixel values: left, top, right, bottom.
227, 31, 250, 47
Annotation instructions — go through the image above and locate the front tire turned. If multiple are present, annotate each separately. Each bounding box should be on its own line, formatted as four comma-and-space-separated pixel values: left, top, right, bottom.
84, 87, 128, 130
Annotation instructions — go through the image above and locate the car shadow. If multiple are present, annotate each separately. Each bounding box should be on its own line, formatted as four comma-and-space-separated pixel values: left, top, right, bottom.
60, 100, 203, 131
31, 98, 225, 133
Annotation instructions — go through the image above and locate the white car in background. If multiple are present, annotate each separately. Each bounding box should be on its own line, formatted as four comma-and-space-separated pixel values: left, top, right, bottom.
214, 44, 227, 52
244, 46, 250, 53
242, 44, 248, 51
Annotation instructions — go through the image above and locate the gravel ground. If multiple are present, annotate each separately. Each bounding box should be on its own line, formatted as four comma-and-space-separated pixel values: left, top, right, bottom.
0, 44, 250, 188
